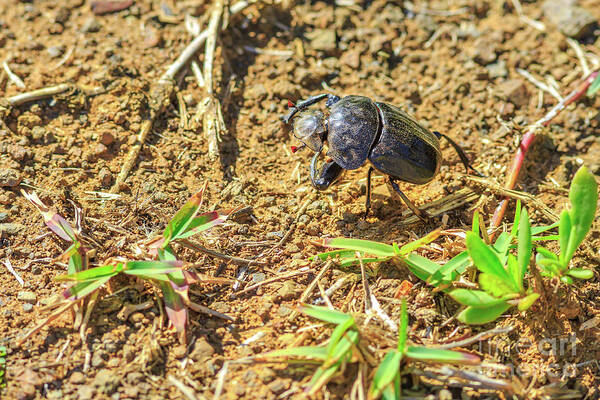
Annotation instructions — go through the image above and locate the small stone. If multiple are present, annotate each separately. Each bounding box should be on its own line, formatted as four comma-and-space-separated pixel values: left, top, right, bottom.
496, 79, 529, 108
269, 379, 288, 395
81, 17, 102, 33
543, 0, 596, 39
93, 369, 120, 395
0, 212, 7, 221
190, 336, 215, 361
128, 312, 144, 324
99, 131, 115, 146
211, 301, 230, 314
70, 371, 85, 384
93, 143, 109, 157
306, 29, 337, 52
23, 303, 33, 312
0, 168, 21, 187
251, 272, 266, 284
339, 48, 361, 69
18, 291, 37, 304
486, 60, 508, 79
173, 344, 187, 359
91, 352, 107, 368
472, 37, 497, 65
275, 281, 297, 302
47, 45, 65, 58
277, 305, 293, 317
245, 84, 268, 102
98, 167, 112, 186
258, 367, 276, 383
107, 358, 120, 368
126, 371, 143, 384
77, 385, 96, 400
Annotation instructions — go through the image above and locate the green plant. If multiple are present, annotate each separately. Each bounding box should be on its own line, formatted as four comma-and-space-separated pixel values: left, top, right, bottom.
258, 305, 361, 396
449, 204, 540, 324
369, 300, 479, 399
311, 229, 471, 288
258, 302, 478, 398
535, 166, 598, 284
0, 345, 6, 388
19, 186, 233, 344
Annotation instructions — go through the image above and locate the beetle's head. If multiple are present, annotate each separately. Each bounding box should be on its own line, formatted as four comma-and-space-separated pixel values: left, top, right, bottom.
292, 109, 326, 152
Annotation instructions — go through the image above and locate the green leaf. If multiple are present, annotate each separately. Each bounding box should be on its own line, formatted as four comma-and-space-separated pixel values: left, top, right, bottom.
511, 200, 522, 238
397, 300, 408, 352
315, 238, 396, 257
163, 187, 206, 247
560, 275, 574, 284
326, 316, 355, 359
536, 246, 558, 260
558, 210, 572, 268
403, 253, 442, 282
587, 72, 600, 96
565, 166, 598, 265
159, 280, 187, 333
63, 275, 114, 300
405, 346, 480, 365
428, 251, 470, 287
263, 346, 328, 361
479, 273, 517, 297
517, 293, 540, 311
158, 245, 178, 261
456, 302, 511, 325
449, 289, 506, 307
381, 376, 400, 400
299, 304, 353, 326
466, 232, 513, 286
472, 210, 480, 235
516, 208, 532, 292
311, 249, 360, 262
566, 268, 594, 280
398, 229, 441, 255
491, 232, 512, 265
123, 260, 184, 278
531, 221, 559, 235
174, 210, 231, 240
369, 350, 403, 399
56, 263, 124, 282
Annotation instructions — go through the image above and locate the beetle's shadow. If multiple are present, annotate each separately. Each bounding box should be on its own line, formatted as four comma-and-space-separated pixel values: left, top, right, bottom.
214, 6, 298, 181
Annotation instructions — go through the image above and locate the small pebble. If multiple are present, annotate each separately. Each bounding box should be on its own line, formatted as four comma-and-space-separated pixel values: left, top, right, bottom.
18, 291, 37, 304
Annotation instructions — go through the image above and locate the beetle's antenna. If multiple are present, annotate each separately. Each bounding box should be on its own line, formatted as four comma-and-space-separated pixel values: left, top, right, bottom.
291, 144, 306, 153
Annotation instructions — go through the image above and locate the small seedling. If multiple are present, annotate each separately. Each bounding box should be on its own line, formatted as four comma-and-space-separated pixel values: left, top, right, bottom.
257, 305, 362, 396
369, 300, 480, 399
19, 185, 233, 344
587, 73, 600, 96
535, 166, 598, 284
449, 204, 540, 325
311, 229, 471, 288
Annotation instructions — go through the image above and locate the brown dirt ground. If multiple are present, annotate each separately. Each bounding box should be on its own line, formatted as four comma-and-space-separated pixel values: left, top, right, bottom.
1, 0, 600, 399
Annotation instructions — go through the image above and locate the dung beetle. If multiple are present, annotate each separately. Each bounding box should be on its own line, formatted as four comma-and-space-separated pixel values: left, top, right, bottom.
282, 94, 481, 220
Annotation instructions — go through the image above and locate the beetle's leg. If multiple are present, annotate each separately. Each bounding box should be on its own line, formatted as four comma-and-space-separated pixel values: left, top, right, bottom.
364, 167, 374, 219
282, 94, 329, 123
434, 132, 485, 177
388, 179, 430, 222
311, 154, 345, 191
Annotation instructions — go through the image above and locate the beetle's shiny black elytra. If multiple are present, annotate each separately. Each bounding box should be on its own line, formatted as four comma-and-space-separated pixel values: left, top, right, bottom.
282, 94, 481, 220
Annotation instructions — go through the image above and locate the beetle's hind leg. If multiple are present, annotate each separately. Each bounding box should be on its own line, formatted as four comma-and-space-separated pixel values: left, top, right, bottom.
364, 167, 374, 219
435, 132, 484, 177
387, 179, 430, 222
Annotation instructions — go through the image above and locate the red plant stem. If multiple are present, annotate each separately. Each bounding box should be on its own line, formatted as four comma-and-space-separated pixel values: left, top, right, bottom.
490, 71, 599, 232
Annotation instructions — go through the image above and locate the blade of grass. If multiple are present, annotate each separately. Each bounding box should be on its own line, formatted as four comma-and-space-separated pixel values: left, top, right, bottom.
369, 350, 402, 399
466, 232, 515, 288
515, 208, 531, 292
163, 183, 207, 247
404, 346, 480, 364
313, 238, 396, 257
299, 304, 353, 326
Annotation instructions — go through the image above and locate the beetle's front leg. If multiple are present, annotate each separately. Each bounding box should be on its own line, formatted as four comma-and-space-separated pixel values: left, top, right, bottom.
310, 150, 344, 190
